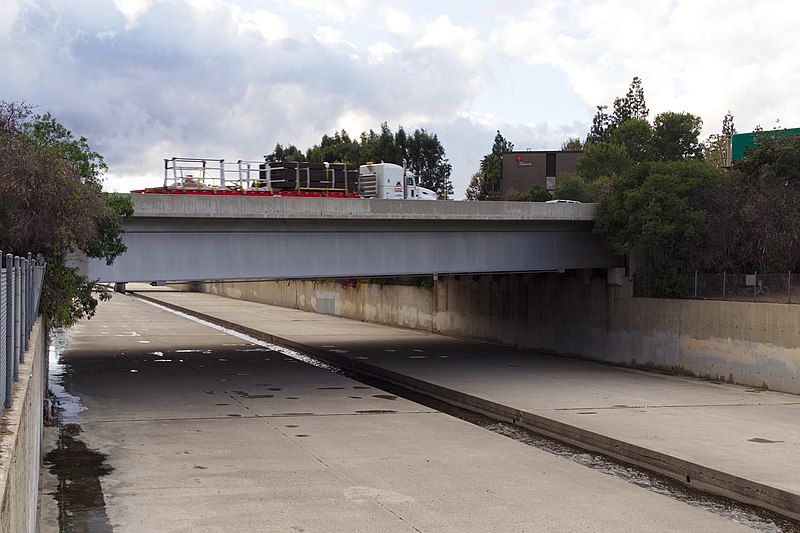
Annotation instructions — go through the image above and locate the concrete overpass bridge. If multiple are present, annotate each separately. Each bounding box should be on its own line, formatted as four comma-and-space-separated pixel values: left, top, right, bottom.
82, 195, 622, 283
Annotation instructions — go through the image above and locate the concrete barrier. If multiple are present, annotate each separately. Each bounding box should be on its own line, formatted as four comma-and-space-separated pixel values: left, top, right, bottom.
191, 273, 800, 395
0, 319, 44, 533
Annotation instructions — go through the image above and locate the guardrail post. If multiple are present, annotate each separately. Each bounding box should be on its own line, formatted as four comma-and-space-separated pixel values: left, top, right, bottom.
27, 253, 33, 335
789, 272, 792, 304
752, 271, 757, 302
21, 258, 28, 354
4, 253, 10, 407
13, 256, 20, 381
722, 271, 726, 300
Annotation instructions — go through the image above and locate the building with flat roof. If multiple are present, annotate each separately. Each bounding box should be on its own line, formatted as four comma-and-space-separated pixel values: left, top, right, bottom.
501, 150, 582, 196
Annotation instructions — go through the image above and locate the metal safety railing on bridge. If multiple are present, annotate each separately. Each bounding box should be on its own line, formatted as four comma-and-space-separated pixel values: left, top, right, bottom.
161, 157, 361, 196
1, 252, 45, 412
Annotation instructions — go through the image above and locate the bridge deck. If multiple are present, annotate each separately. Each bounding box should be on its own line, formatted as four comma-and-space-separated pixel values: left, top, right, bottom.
84, 196, 622, 283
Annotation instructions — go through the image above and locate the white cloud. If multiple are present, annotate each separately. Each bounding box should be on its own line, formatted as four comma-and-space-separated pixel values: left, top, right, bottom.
415, 15, 486, 69
382, 5, 414, 38
0, 0, 33, 39
367, 41, 398, 65
237, 9, 289, 42
273, 0, 373, 22
113, 0, 154, 29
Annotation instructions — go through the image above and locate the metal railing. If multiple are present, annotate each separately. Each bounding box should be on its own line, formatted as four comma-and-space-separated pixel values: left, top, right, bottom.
163, 157, 265, 191
1, 252, 45, 411
161, 157, 361, 195
634, 271, 798, 303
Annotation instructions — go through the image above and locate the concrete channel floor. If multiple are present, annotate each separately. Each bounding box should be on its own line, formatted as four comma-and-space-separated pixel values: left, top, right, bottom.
127, 288, 800, 520
37, 292, 758, 532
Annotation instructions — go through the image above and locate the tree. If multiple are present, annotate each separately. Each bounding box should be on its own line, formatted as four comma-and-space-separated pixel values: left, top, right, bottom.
503, 184, 551, 202
0, 101, 133, 327
552, 174, 591, 203
611, 76, 649, 126
704, 132, 800, 273
407, 128, 453, 199
610, 118, 654, 162
306, 130, 363, 164
575, 142, 631, 181
586, 106, 612, 145
552, 173, 610, 203
722, 111, 736, 136
466, 131, 513, 201
596, 160, 724, 295
561, 137, 583, 151
652, 112, 704, 161
265, 143, 305, 162
465, 171, 482, 201
703, 112, 736, 169
587, 77, 649, 146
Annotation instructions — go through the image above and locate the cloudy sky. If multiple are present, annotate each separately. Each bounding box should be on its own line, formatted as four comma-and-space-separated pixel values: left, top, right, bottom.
3, 0, 799, 198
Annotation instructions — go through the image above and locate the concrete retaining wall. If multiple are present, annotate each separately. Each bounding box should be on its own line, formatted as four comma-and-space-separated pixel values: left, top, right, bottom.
0, 319, 45, 533
193, 273, 800, 394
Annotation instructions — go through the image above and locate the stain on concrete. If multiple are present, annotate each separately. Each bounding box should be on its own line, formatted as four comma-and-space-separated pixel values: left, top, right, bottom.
232, 390, 274, 399
372, 394, 398, 401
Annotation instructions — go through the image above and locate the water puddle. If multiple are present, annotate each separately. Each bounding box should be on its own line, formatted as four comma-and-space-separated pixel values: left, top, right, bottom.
43, 329, 114, 533
43, 424, 114, 533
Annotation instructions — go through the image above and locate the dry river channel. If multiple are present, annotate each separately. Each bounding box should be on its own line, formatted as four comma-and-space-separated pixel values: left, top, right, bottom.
37, 292, 799, 532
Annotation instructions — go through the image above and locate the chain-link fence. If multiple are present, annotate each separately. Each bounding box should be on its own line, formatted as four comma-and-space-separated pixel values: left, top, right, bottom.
634, 271, 797, 303
1, 252, 46, 412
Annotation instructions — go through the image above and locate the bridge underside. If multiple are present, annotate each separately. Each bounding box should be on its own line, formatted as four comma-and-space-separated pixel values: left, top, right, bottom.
85, 217, 622, 283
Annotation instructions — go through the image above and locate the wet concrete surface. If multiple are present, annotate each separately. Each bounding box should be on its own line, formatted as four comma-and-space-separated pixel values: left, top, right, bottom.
37, 293, 782, 532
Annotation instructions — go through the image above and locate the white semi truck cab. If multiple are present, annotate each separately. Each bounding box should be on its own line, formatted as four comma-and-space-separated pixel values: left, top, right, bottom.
358, 162, 438, 200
